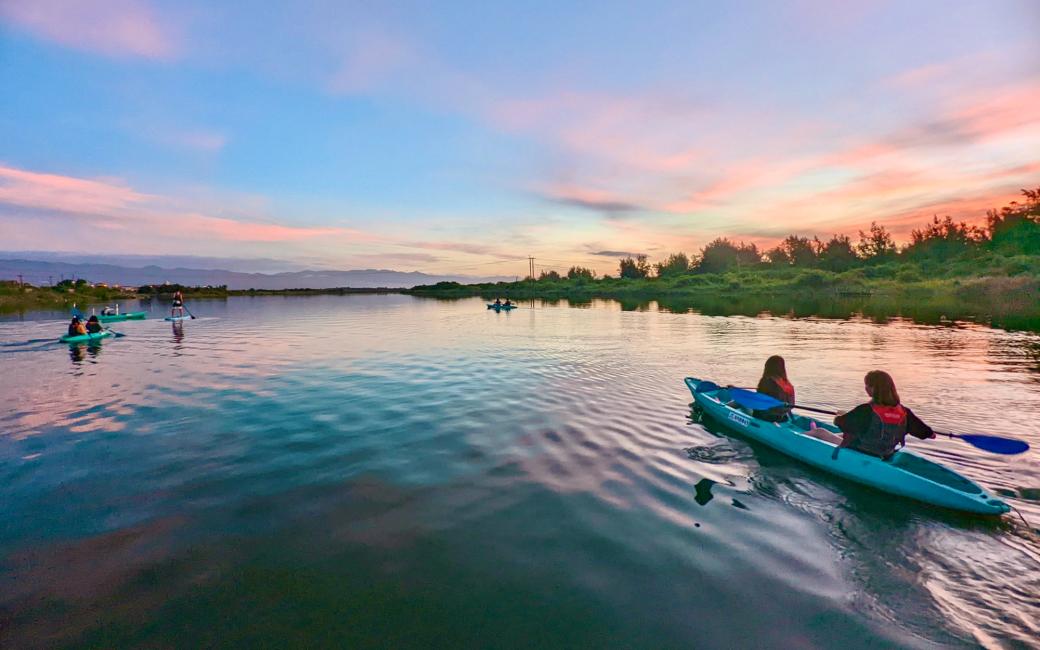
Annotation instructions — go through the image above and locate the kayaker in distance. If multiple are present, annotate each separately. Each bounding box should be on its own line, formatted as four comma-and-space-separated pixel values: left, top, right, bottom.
808, 370, 935, 458
494, 298, 502, 306
171, 290, 185, 318
503, 299, 512, 307
86, 315, 103, 333
68, 317, 87, 337
753, 355, 795, 422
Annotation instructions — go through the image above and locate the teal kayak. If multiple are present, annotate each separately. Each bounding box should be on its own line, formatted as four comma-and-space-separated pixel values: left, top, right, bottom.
487, 304, 516, 311
685, 377, 1010, 515
98, 311, 147, 323
60, 330, 114, 344
164, 315, 191, 321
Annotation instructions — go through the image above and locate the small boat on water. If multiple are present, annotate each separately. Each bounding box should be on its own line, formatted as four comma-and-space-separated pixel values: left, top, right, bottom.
98, 311, 147, 323
60, 330, 114, 344
685, 377, 1010, 515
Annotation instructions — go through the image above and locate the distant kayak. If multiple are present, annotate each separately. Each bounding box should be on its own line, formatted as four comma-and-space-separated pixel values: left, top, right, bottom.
60, 330, 114, 344
164, 315, 191, 321
487, 304, 516, 311
98, 311, 147, 323
685, 377, 1010, 515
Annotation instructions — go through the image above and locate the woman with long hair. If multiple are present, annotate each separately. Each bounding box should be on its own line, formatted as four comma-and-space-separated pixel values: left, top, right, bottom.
754, 355, 795, 422
829, 370, 935, 458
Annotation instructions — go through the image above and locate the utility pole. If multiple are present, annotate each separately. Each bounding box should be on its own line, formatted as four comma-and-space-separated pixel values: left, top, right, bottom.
17, 274, 23, 288
528, 257, 535, 280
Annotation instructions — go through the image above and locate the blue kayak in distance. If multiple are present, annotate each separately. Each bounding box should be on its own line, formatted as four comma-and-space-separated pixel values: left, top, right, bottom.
487, 304, 516, 311
685, 377, 1010, 516
164, 315, 192, 321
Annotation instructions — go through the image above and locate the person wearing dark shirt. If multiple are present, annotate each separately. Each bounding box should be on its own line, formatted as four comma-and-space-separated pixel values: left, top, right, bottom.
86, 315, 103, 333
753, 355, 795, 422
831, 370, 935, 458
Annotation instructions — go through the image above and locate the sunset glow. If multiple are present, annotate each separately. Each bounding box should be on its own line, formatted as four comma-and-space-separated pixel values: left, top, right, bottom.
2, 0, 1038, 276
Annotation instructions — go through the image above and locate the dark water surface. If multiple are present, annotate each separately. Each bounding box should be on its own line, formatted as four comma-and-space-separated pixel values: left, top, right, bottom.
1, 295, 1038, 648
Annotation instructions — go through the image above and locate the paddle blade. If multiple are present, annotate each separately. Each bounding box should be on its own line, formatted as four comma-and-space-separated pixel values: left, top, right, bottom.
694, 380, 722, 393
954, 434, 1030, 455
728, 387, 785, 411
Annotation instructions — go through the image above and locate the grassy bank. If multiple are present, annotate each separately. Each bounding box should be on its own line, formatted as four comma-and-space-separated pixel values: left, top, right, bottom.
227, 287, 403, 296
408, 256, 1040, 331
0, 280, 136, 314
0, 280, 230, 314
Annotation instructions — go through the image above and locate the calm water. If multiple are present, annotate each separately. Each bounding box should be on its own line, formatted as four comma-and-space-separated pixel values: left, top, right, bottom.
1, 295, 1039, 648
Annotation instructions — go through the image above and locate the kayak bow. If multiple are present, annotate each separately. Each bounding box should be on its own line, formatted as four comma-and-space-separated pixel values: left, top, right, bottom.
685, 377, 1010, 515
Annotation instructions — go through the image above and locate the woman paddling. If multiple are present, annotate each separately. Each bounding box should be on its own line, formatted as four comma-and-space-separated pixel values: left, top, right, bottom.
810, 370, 935, 458
754, 355, 795, 422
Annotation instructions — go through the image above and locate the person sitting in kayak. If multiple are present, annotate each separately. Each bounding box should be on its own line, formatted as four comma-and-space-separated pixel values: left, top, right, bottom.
86, 315, 103, 333
171, 290, 185, 318
494, 298, 502, 306
503, 299, 512, 307
68, 317, 87, 337
753, 355, 795, 422
810, 370, 935, 457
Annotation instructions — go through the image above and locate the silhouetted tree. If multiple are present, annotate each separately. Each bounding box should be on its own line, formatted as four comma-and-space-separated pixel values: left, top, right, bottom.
817, 234, 857, 271
619, 254, 651, 279
735, 242, 762, 266
857, 222, 897, 260
539, 270, 562, 281
986, 186, 1040, 255
764, 245, 791, 266
567, 266, 596, 280
905, 215, 984, 260
697, 238, 741, 273
780, 235, 818, 266
655, 253, 691, 277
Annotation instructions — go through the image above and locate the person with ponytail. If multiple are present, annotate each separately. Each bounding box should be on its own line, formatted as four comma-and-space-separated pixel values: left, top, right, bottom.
754, 355, 796, 422
832, 370, 935, 459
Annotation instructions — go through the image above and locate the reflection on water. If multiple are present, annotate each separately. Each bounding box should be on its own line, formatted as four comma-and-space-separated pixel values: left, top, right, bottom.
0, 295, 1038, 647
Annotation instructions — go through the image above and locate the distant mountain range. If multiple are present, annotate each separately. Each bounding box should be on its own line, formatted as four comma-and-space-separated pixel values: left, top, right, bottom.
0, 256, 511, 289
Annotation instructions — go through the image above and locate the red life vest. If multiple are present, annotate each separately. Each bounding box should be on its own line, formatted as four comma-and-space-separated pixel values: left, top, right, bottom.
774, 378, 795, 406
853, 404, 908, 458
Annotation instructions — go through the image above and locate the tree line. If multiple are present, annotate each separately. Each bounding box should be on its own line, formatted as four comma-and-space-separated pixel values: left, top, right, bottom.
601, 186, 1040, 279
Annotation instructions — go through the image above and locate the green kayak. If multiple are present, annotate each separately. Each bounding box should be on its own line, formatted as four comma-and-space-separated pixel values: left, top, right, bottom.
98, 311, 146, 323
60, 330, 114, 344
686, 377, 1010, 515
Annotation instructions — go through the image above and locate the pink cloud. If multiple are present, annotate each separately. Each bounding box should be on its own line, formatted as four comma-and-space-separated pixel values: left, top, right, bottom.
0, 0, 178, 59
0, 164, 153, 214
327, 31, 414, 94
0, 164, 360, 243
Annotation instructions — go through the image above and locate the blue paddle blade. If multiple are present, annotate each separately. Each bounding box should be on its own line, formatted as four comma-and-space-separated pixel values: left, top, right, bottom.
728, 387, 786, 411
694, 380, 722, 393
954, 434, 1029, 455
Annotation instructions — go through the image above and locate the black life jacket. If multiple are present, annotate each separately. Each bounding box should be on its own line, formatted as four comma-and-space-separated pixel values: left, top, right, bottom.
851, 404, 908, 459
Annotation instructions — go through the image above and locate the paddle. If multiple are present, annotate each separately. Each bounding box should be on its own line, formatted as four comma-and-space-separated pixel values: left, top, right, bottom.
726, 388, 1029, 455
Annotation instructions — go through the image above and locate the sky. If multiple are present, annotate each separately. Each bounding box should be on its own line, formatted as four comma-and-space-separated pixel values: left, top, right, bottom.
1, 0, 1038, 276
